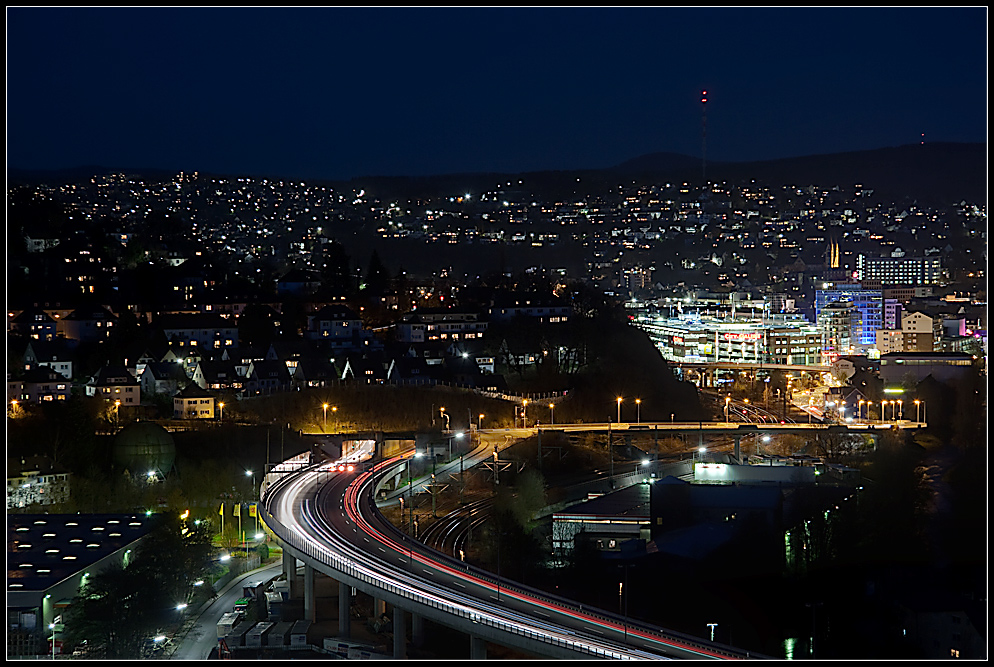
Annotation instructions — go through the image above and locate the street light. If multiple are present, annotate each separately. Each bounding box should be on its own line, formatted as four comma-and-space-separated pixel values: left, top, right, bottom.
440, 407, 450, 430
219, 402, 224, 421
617, 396, 623, 424
549, 403, 555, 425
635, 398, 641, 424
724, 396, 731, 422
858, 399, 865, 422
897, 399, 902, 421
322, 403, 329, 430
478, 413, 484, 430
522, 399, 528, 428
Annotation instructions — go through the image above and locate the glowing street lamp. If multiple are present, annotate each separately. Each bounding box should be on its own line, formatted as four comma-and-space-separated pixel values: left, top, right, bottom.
549, 403, 555, 426
724, 396, 731, 422
219, 402, 224, 420
478, 413, 484, 430
439, 406, 450, 430
635, 398, 641, 424
897, 399, 902, 421
522, 400, 528, 428
322, 403, 329, 430
617, 396, 623, 424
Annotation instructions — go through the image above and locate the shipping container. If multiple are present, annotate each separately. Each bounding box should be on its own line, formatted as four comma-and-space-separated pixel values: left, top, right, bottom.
267, 621, 294, 647
246, 621, 274, 648
216, 612, 241, 639
289, 619, 311, 646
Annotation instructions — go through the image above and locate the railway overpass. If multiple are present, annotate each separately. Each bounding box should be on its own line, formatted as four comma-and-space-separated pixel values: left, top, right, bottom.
667, 360, 831, 390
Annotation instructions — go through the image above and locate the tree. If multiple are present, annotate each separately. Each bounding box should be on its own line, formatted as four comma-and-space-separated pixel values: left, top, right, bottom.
238, 303, 278, 348
320, 239, 354, 296
363, 250, 389, 296
62, 513, 212, 658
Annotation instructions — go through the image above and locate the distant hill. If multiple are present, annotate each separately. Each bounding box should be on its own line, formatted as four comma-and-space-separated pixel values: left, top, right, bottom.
605, 142, 985, 205
8, 142, 985, 205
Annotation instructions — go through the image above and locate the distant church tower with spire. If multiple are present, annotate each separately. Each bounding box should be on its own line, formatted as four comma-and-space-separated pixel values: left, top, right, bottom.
825, 236, 840, 269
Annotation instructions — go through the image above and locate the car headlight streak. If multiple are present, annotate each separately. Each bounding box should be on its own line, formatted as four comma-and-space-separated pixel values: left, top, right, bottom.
265, 455, 736, 660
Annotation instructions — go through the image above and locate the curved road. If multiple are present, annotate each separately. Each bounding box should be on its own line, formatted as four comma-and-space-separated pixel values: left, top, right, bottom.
263, 448, 758, 660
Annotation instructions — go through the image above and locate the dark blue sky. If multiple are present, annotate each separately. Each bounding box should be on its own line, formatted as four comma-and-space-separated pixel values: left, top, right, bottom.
6, 7, 987, 181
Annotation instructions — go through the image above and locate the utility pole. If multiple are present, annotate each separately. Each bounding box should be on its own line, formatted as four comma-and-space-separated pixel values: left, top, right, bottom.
537, 426, 542, 471
608, 419, 614, 488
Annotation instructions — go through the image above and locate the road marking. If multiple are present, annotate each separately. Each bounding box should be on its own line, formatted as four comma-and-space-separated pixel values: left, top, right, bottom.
534, 610, 550, 618
378, 547, 386, 553
422, 569, 433, 576
452, 582, 465, 588
590, 628, 604, 635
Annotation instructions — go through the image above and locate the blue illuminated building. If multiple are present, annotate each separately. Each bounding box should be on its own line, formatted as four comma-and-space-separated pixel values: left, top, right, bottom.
814, 283, 882, 348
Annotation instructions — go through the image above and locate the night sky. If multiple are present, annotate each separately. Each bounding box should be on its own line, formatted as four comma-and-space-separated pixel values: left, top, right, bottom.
6, 7, 987, 181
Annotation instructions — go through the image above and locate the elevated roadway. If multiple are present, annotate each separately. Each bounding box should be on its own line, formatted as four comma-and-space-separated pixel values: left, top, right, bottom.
260, 444, 761, 659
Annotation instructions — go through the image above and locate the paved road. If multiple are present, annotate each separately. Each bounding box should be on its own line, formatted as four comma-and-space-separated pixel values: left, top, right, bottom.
169, 562, 284, 660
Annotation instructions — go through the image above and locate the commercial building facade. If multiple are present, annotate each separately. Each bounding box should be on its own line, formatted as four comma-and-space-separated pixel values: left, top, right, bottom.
635, 313, 822, 366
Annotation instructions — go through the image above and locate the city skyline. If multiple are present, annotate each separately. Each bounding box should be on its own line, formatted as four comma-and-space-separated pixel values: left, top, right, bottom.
7, 7, 988, 181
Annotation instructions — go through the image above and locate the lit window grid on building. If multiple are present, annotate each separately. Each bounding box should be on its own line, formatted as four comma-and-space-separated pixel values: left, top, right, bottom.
855, 255, 944, 285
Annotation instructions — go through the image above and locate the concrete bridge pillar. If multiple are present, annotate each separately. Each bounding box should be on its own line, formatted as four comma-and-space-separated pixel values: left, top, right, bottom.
373, 597, 386, 617
304, 564, 315, 622
393, 606, 407, 659
734, 436, 741, 462
338, 580, 351, 638
470, 635, 487, 660
412, 612, 424, 648
283, 549, 298, 597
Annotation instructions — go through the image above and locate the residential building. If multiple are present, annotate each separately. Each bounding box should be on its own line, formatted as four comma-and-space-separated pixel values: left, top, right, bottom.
138, 361, 189, 397
306, 304, 363, 346
489, 293, 572, 324
856, 254, 944, 285
22, 340, 75, 380
61, 304, 118, 343
244, 359, 292, 395
8, 367, 72, 405
9, 307, 58, 341
395, 309, 488, 343
87, 365, 140, 407
156, 312, 238, 352
173, 384, 216, 419
7, 456, 71, 510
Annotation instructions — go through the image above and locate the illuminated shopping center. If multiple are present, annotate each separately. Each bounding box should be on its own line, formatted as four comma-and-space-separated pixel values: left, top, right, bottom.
633, 313, 823, 366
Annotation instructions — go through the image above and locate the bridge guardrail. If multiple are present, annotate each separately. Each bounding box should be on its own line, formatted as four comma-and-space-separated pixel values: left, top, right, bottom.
261, 457, 755, 659
260, 465, 640, 659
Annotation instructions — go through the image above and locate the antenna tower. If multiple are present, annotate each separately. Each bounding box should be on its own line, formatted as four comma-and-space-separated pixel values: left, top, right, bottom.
701, 89, 708, 184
